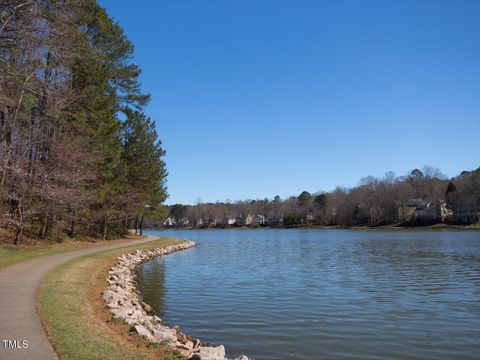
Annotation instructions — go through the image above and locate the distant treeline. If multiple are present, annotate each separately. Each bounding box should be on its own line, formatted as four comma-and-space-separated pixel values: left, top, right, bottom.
157, 166, 480, 229
0, 1, 167, 244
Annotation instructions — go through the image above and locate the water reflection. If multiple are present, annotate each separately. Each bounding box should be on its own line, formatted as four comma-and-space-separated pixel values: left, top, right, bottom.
136, 259, 166, 318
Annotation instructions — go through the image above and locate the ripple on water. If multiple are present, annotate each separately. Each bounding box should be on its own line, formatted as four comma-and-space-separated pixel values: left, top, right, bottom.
137, 229, 480, 360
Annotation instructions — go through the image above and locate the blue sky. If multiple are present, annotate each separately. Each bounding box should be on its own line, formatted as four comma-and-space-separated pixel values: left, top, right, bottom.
98, 0, 480, 205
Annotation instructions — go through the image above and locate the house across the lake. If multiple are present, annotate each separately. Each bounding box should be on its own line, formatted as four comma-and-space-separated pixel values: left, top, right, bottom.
219, 214, 267, 227
411, 200, 453, 224
252, 214, 266, 226
397, 199, 454, 225
223, 216, 236, 226
163, 217, 175, 227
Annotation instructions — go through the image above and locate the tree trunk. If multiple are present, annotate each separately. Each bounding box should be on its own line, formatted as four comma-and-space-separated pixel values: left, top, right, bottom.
3, 74, 32, 185
102, 217, 108, 241
14, 200, 24, 245
40, 212, 48, 239
134, 216, 138, 235
14, 226, 23, 245
139, 215, 144, 236
69, 219, 75, 237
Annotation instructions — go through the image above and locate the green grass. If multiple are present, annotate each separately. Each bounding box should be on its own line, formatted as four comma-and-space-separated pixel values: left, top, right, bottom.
37, 236, 186, 360
0, 236, 145, 269
0, 246, 73, 268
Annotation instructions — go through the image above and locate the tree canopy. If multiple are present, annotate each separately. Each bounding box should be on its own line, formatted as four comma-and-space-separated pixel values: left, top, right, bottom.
0, 0, 167, 243
158, 166, 480, 229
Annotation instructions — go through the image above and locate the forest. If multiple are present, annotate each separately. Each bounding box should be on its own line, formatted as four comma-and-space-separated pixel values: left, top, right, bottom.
0, 0, 167, 244
162, 166, 480, 228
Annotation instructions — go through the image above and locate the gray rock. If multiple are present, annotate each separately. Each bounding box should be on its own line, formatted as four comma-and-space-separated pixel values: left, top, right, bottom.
134, 324, 154, 342
103, 242, 251, 359
191, 345, 226, 360
176, 340, 194, 357
141, 301, 153, 313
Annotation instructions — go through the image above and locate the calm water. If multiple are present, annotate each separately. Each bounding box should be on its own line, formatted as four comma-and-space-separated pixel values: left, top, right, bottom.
138, 229, 480, 360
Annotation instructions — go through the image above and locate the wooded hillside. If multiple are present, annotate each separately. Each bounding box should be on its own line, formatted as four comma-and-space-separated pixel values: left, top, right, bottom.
162, 166, 480, 228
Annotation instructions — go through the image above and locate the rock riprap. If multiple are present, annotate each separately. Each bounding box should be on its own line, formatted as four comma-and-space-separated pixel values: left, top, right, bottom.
103, 241, 250, 360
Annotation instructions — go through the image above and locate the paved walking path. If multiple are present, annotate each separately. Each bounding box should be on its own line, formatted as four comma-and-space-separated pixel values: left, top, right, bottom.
0, 235, 159, 360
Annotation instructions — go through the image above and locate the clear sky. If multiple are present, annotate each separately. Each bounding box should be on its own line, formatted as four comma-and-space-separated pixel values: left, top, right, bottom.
98, 0, 480, 205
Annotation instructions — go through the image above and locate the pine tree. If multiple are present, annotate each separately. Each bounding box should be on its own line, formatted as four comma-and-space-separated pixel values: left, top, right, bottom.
0, 0, 168, 243
121, 108, 167, 235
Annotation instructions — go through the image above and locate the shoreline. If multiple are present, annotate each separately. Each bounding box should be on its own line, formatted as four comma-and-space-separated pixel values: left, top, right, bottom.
151, 223, 480, 231
37, 236, 190, 360
0, 235, 168, 360
103, 241, 249, 360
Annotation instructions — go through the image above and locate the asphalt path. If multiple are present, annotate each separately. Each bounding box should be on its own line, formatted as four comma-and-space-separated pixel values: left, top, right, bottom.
0, 235, 159, 360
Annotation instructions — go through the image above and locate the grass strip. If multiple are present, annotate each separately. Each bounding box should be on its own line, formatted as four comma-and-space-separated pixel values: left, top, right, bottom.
38, 236, 186, 360
0, 237, 142, 269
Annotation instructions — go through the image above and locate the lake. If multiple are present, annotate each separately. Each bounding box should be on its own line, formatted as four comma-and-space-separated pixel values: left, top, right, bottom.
138, 229, 480, 359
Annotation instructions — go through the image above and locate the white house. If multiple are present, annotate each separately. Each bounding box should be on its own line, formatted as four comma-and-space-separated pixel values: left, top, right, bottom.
252, 214, 266, 226
223, 216, 236, 226
163, 217, 175, 227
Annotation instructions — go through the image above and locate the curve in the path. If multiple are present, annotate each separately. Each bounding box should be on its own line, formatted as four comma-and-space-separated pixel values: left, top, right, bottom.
0, 235, 161, 360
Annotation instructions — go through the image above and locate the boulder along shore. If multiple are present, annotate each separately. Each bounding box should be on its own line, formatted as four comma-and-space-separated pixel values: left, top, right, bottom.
103, 241, 250, 360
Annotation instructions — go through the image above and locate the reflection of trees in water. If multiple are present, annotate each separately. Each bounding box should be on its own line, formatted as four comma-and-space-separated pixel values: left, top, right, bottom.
136, 259, 166, 318
351, 236, 480, 302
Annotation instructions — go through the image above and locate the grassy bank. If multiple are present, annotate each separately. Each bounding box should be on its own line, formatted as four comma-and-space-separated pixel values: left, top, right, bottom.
38, 236, 186, 360
0, 236, 144, 269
